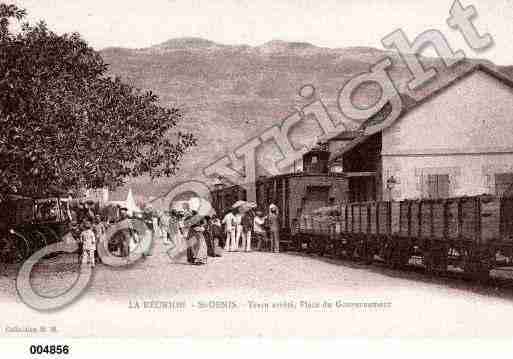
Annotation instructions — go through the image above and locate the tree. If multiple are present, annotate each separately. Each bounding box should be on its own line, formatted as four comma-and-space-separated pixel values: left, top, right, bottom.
0, 3, 197, 198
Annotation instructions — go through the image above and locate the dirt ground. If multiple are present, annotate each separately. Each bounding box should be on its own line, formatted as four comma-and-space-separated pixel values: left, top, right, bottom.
1, 239, 513, 337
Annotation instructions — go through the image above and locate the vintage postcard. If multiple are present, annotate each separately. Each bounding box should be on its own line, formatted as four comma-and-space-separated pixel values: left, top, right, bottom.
1, 0, 513, 353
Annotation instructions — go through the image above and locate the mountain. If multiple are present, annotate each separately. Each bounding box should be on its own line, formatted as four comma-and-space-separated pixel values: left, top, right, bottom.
100, 38, 504, 200
152, 37, 227, 50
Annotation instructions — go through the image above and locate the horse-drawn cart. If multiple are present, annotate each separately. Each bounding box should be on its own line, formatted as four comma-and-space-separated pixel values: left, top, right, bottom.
0, 194, 73, 263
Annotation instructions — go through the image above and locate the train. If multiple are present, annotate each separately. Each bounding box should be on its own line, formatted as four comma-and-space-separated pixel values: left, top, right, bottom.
293, 194, 513, 280
209, 140, 513, 280
212, 176, 513, 280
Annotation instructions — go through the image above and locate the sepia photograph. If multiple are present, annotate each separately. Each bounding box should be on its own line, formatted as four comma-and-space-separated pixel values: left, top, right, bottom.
1, 0, 513, 352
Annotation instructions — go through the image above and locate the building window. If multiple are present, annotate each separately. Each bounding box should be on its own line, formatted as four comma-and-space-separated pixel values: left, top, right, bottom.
427, 174, 450, 199
311, 156, 318, 164
495, 173, 513, 197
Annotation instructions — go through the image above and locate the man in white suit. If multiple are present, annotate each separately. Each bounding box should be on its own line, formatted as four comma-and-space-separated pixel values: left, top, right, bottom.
222, 210, 236, 252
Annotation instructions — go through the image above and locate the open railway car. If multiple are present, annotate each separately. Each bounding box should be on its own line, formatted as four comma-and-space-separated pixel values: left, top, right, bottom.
295, 194, 513, 280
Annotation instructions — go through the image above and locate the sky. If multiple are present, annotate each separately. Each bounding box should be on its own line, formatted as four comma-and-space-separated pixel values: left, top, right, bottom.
10, 0, 513, 65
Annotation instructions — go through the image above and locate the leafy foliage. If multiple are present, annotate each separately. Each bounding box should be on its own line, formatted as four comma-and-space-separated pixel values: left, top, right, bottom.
0, 4, 196, 198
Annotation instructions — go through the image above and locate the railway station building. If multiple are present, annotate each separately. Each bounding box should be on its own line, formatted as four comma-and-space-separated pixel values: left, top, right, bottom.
329, 64, 513, 202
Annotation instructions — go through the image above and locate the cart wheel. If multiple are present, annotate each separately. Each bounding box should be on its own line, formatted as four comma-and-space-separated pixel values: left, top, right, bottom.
39, 226, 60, 244
0, 236, 13, 263
31, 230, 48, 251
10, 232, 30, 262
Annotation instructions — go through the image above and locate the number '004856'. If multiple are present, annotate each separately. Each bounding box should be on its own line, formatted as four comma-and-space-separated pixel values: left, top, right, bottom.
29, 345, 70, 355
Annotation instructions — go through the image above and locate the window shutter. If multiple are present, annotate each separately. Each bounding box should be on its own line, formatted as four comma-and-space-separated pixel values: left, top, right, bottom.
427, 174, 449, 199
438, 174, 450, 199
495, 173, 513, 197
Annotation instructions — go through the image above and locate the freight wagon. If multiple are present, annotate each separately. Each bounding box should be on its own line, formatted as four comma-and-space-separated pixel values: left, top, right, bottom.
295, 194, 513, 280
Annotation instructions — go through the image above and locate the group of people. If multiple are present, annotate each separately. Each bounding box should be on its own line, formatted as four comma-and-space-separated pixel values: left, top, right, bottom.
184, 214, 223, 265
160, 203, 281, 266
70, 204, 136, 268
67, 201, 282, 268
221, 203, 280, 253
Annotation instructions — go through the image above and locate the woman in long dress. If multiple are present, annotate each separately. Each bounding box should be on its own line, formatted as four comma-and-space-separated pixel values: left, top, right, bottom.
203, 216, 215, 257
168, 210, 184, 249
209, 215, 224, 257
186, 217, 208, 265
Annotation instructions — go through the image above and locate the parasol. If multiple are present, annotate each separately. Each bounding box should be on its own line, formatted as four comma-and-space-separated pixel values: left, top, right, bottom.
231, 200, 247, 209
244, 201, 257, 209
232, 200, 257, 212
